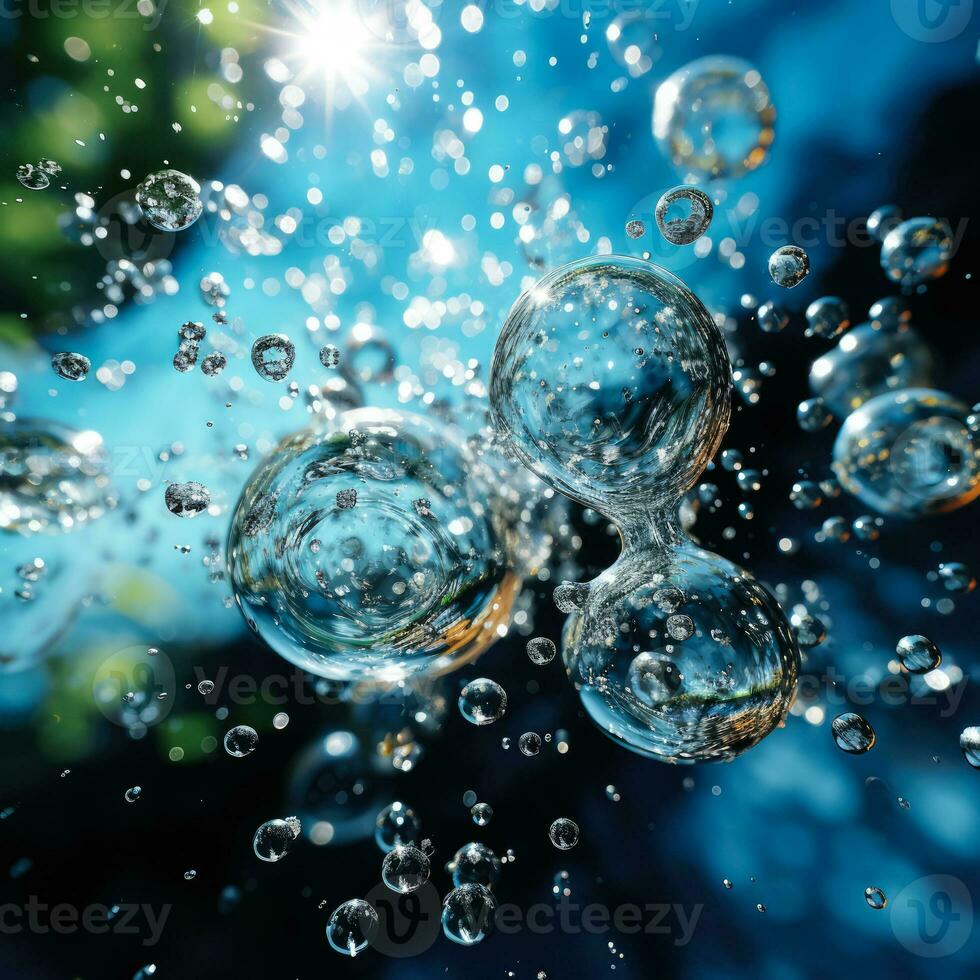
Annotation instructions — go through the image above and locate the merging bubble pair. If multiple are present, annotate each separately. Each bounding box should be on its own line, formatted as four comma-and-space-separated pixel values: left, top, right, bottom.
490, 256, 800, 763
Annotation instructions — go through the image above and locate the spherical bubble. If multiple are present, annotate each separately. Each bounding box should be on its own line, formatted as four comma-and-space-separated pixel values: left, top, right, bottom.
654, 186, 713, 245
526, 636, 557, 665
809, 321, 935, 418
326, 899, 378, 957
251, 334, 296, 382
653, 56, 775, 181
1, 419, 114, 535
606, 11, 661, 77
768, 245, 810, 288
865, 886, 888, 910
224, 724, 258, 758
563, 537, 799, 763
17, 163, 50, 191
458, 677, 507, 725
548, 817, 580, 850
805, 296, 850, 338
442, 884, 497, 946
881, 217, 953, 290
470, 802, 493, 826
519, 731, 542, 756
833, 389, 979, 516
867, 205, 903, 242
381, 843, 431, 893
896, 634, 941, 673
228, 409, 517, 683
165, 480, 210, 518
960, 726, 980, 768
756, 300, 788, 333
797, 397, 833, 432
938, 561, 975, 593
831, 712, 875, 754
135, 169, 203, 232
252, 816, 301, 862
287, 729, 388, 847
489, 256, 731, 513
374, 801, 420, 852
447, 841, 501, 889
51, 352, 91, 382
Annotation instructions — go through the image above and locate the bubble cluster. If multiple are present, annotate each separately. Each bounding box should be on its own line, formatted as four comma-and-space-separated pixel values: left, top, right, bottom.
491, 257, 799, 763
228, 409, 517, 683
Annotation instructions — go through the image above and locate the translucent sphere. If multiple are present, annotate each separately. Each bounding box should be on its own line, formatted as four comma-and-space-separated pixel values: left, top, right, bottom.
881, 217, 953, 290
252, 816, 300, 862
224, 724, 259, 758
809, 322, 935, 418
653, 56, 775, 181
326, 899, 378, 957
458, 677, 508, 725
563, 537, 800, 763
228, 409, 517, 682
135, 169, 203, 232
489, 256, 731, 513
654, 186, 713, 245
768, 245, 810, 288
381, 843, 430, 893
833, 389, 979, 516
442, 884, 497, 946
448, 841, 502, 889
1, 419, 113, 535
374, 801, 420, 852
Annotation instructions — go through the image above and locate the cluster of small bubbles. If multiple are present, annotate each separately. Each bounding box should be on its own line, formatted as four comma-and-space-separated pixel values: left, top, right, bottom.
448, 842, 502, 889
865, 886, 888, 910
832, 389, 979, 516
491, 256, 799, 763
319, 344, 341, 369
625, 218, 645, 240
797, 398, 833, 432
653, 56, 775, 181
768, 245, 810, 288
896, 635, 941, 673
326, 899, 378, 957
654, 186, 713, 245
605, 784, 621, 802
938, 561, 975, 593
831, 712, 876, 754
199, 272, 229, 307
459, 678, 508, 726
51, 352, 91, 382
519, 732, 542, 756
526, 636, 557, 665
135, 169, 203, 232
173, 320, 205, 374
442, 883, 497, 946
810, 318, 934, 419
124, 786, 141, 803
549, 817, 580, 850
253, 815, 301, 862
374, 801, 420, 853
164, 481, 210, 518
867, 205, 903, 242
756, 300, 788, 333
470, 802, 493, 826
381, 843, 431, 893
805, 297, 850, 339
17, 159, 60, 190
960, 727, 980, 768
251, 334, 296, 382
224, 724, 259, 758
881, 217, 953, 290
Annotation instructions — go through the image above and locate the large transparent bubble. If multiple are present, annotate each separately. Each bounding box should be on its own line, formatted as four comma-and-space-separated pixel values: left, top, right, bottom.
563, 534, 799, 763
809, 321, 935, 419
833, 389, 979, 516
228, 409, 518, 683
489, 256, 731, 513
653, 56, 775, 181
